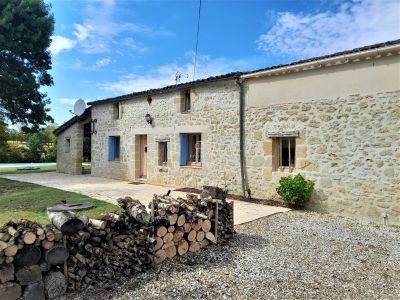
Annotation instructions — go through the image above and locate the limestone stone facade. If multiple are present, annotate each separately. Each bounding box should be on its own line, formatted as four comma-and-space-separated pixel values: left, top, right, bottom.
55, 41, 400, 225
56, 121, 84, 175
243, 90, 400, 226
90, 80, 243, 194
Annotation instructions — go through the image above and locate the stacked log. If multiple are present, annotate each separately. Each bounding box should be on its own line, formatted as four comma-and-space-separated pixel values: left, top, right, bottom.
65, 197, 153, 292
0, 221, 68, 300
151, 186, 234, 264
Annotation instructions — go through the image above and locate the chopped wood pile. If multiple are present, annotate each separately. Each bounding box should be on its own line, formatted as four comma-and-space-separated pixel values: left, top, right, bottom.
152, 186, 234, 264
65, 197, 153, 292
0, 186, 234, 299
0, 220, 68, 300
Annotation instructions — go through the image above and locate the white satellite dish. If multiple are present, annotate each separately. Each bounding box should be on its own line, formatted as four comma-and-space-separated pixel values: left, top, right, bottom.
73, 99, 86, 116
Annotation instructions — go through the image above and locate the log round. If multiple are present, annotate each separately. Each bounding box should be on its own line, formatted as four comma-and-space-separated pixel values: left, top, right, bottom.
187, 230, 197, 242
22, 281, 45, 300
162, 232, 173, 243
22, 231, 36, 245
0, 264, 14, 284
177, 240, 188, 256
167, 226, 175, 233
173, 231, 184, 242
196, 231, 205, 242
43, 271, 67, 299
14, 246, 41, 266
177, 214, 186, 226
189, 241, 200, 252
156, 226, 167, 237
4, 245, 18, 257
154, 249, 166, 264
47, 211, 85, 235
205, 232, 216, 243
201, 220, 212, 233
0, 282, 21, 300
168, 214, 178, 225
44, 245, 69, 266
165, 245, 177, 258
154, 237, 163, 251
15, 265, 42, 285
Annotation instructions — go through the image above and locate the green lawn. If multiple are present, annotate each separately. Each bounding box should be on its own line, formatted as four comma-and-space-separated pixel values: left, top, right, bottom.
0, 163, 91, 175
0, 177, 120, 225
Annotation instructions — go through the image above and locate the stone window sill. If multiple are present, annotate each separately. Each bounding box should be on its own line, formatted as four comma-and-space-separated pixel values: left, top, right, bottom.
180, 165, 202, 169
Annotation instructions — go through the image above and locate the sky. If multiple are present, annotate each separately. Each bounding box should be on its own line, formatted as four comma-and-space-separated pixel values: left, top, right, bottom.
47, 0, 400, 125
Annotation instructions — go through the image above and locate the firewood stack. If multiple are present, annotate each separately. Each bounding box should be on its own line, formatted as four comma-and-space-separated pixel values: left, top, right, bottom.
0, 220, 68, 300
65, 197, 153, 292
152, 186, 234, 264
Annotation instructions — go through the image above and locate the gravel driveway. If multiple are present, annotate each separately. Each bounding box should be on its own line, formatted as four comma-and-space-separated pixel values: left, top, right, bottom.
63, 211, 400, 300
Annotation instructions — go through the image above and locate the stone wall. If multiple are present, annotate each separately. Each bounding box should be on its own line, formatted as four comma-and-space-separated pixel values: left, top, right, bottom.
244, 90, 400, 225
56, 121, 84, 175
90, 80, 242, 193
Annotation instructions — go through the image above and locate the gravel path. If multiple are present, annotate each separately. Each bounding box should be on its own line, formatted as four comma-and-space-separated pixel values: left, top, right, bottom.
63, 211, 400, 300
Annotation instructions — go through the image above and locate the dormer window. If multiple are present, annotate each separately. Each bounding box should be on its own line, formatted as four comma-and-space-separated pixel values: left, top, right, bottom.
180, 89, 191, 113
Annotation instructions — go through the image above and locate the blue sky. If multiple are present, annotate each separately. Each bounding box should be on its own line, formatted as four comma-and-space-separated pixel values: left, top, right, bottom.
47, 0, 400, 125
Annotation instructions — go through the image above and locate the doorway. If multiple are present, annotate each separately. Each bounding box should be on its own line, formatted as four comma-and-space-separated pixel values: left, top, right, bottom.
138, 135, 147, 179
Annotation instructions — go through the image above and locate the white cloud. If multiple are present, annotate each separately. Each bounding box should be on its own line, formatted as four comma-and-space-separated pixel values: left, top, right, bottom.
93, 58, 112, 69
50, 36, 76, 55
49, 0, 172, 55
257, 0, 400, 58
98, 55, 242, 94
58, 98, 78, 105
73, 24, 93, 42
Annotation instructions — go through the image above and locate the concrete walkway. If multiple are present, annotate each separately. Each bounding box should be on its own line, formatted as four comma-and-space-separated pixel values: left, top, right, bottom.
1, 172, 290, 225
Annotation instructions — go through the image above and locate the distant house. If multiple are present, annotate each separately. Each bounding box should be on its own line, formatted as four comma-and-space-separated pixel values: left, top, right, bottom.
54, 40, 400, 225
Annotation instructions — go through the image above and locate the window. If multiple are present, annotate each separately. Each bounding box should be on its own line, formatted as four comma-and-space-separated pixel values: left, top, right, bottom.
108, 136, 120, 161
180, 133, 201, 167
112, 102, 121, 119
180, 89, 191, 112
273, 137, 296, 171
158, 142, 168, 166
65, 138, 71, 153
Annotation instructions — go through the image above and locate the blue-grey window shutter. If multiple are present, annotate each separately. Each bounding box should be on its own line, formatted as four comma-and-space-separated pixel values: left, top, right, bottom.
108, 137, 115, 160
180, 133, 188, 166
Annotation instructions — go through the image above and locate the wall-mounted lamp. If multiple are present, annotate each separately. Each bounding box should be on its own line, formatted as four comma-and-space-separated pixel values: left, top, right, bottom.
145, 113, 153, 125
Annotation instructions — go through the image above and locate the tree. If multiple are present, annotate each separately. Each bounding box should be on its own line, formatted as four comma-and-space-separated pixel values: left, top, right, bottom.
0, 119, 10, 162
0, 0, 54, 130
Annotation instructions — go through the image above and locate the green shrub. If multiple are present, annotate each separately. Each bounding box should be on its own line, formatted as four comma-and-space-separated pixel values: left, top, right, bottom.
276, 174, 314, 208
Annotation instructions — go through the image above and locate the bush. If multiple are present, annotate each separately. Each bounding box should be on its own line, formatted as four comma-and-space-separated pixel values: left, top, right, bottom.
276, 174, 314, 208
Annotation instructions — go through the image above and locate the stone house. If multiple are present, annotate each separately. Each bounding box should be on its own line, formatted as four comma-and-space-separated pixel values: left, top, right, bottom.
55, 40, 400, 225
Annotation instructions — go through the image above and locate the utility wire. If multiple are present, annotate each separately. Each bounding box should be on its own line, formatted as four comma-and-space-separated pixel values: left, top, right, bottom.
193, 0, 202, 81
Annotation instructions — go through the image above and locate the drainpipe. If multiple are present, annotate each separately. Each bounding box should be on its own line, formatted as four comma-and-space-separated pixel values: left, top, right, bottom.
235, 77, 251, 198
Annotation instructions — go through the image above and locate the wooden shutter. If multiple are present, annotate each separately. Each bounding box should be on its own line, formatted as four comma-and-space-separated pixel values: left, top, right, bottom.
108, 137, 115, 161
180, 134, 188, 166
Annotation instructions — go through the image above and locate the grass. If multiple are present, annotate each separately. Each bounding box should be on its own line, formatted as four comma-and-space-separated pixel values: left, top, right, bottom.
0, 163, 91, 175
0, 177, 121, 225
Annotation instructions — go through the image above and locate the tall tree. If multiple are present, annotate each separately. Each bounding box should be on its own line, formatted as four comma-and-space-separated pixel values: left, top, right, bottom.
0, 0, 54, 130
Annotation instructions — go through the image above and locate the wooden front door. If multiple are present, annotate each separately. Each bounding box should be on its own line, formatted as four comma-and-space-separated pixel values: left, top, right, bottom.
139, 135, 147, 178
